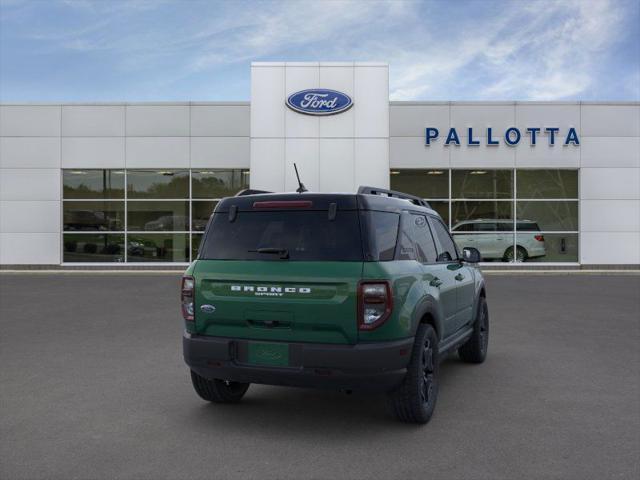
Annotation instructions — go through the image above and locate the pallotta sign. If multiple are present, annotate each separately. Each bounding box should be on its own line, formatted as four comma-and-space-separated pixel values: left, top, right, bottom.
425, 127, 580, 146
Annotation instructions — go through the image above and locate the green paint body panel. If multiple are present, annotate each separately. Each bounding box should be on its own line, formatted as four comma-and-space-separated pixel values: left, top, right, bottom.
193, 260, 363, 344
358, 260, 425, 341
191, 259, 481, 345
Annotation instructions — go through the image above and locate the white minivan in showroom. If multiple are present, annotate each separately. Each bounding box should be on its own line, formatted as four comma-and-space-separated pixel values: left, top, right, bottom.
452, 219, 546, 262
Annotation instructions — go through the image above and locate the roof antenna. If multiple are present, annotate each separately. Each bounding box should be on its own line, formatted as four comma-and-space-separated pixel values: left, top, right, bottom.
293, 163, 308, 193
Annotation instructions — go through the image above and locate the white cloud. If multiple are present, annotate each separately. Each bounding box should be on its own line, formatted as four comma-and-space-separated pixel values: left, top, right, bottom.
185, 1, 409, 72
2, 0, 636, 100
388, 0, 629, 100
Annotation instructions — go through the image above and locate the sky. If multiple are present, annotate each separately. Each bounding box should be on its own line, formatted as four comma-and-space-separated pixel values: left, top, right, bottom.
0, 0, 639, 102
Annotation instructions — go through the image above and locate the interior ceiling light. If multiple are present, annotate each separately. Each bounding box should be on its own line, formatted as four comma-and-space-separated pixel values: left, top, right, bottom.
470, 170, 487, 175
390, 171, 401, 175
427, 170, 444, 175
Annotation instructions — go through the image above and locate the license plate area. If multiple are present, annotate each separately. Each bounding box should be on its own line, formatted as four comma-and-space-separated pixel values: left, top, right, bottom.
247, 342, 289, 367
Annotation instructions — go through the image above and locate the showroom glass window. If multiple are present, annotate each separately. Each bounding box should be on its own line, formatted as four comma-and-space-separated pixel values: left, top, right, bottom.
62, 169, 249, 263
391, 169, 578, 263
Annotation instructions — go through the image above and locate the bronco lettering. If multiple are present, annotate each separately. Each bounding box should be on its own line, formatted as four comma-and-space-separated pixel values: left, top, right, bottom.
230, 285, 311, 295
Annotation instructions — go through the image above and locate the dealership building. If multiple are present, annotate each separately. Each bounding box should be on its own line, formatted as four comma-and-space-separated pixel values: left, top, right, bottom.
0, 62, 638, 267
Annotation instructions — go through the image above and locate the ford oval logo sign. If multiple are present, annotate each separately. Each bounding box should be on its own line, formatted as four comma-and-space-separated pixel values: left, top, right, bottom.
286, 89, 353, 116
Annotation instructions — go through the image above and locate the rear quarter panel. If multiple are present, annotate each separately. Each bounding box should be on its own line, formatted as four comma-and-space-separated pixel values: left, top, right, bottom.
358, 261, 428, 341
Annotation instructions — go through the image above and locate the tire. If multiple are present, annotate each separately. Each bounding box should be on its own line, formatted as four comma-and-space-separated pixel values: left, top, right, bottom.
387, 324, 439, 424
458, 296, 489, 363
190, 370, 250, 403
503, 245, 528, 263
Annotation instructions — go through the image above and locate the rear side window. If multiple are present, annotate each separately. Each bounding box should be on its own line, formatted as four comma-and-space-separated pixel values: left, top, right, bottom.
411, 214, 438, 263
362, 211, 399, 261
395, 214, 417, 261
517, 222, 540, 231
428, 217, 458, 262
476, 222, 497, 232
200, 211, 362, 261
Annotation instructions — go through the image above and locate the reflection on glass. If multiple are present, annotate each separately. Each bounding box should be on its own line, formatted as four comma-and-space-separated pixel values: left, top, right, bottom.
127, 170, 189, 199
127, 234, 189, 262
452, 231, 515, 262
452, 170, 513, 199
426, 200, 449, 226
517, 201, 578, 231
192, 233, 203, 260
516, 170, 578, 199
516, 233, 578, 262
63, 170, 125, 199
452, 201, 513, 226
63, 234, 125, 262
192, 201, 217, 231
390, 169, 449, 199
192, 170, 250, 199
127, 201, 189, 231
63, 201, 124, 231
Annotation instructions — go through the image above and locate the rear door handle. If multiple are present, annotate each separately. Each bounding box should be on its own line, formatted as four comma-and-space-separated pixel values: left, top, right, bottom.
429, 277, 443, 287
455, 273, 465, 281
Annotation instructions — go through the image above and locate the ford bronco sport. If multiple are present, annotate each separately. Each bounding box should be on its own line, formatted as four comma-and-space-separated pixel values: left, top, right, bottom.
182, 186, 488, 424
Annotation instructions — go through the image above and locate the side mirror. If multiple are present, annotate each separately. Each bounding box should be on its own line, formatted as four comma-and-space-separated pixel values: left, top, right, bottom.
462, 247, 482, 264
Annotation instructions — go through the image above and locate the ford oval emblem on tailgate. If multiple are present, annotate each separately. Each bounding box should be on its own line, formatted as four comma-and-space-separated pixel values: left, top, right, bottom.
200, 304, 216, 313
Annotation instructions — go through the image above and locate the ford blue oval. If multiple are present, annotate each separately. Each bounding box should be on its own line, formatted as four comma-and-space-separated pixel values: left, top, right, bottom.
286, 89, 353, 116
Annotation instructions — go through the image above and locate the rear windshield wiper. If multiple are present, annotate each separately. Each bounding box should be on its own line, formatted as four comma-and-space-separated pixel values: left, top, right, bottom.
248, 247, 290, 259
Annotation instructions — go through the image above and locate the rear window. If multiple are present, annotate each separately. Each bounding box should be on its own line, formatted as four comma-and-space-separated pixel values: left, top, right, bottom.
200, 210, 363, 261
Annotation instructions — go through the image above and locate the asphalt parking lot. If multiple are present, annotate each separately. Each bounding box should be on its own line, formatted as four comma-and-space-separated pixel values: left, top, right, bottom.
1, 273, 638, 480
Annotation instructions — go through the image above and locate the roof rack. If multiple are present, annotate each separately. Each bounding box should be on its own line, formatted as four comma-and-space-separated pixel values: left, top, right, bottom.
235, 189, 272, 196
357, 186, 431, 208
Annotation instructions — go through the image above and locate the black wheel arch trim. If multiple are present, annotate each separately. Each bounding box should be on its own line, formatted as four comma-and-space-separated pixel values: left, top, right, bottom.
411, 296, 444, 340
472, 279, 487, 324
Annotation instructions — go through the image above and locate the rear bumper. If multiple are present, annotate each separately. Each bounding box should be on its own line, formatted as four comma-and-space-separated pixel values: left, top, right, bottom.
183, 333, 413, 392
528, 245, 546, 258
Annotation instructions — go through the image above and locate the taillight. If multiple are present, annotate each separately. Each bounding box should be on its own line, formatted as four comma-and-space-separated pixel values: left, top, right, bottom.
358, 281, 393, 330
181, 276, 195, 322
534, 234, 545, 242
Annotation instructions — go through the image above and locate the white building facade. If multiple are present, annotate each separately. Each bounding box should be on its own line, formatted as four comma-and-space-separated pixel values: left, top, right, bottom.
0, 62, 638, 267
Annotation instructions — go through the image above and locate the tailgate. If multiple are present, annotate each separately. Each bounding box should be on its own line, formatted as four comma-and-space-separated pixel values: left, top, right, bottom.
194, 260, 363, 344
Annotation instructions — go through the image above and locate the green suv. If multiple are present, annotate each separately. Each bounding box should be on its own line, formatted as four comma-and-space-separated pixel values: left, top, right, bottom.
182, 187, 488, 423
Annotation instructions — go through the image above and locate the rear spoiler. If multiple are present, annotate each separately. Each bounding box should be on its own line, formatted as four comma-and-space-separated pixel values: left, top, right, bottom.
357, 186, 431, 208
235, 189, 272, 196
